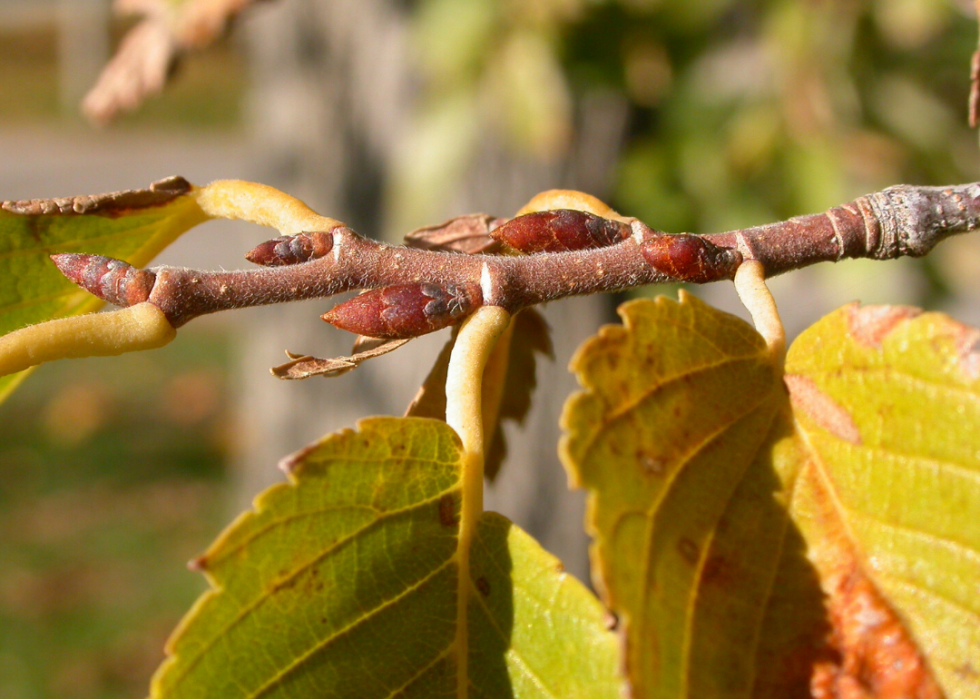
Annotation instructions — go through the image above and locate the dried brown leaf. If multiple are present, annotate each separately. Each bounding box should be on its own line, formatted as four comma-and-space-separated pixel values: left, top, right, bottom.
403, 214, 503, 255
83, 0, 266, 125
404, 332, 456, 419
271, 337, 411, 380
483, 308, 553, 480
2, 176, 192, 216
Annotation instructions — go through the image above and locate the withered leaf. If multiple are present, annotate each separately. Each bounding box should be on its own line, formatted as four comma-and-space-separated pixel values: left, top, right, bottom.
83, 0, 267, 125
2, 176, 193, 217
403, 213, 503, 255
271, 336, 411, 380
404, 330, 456, 419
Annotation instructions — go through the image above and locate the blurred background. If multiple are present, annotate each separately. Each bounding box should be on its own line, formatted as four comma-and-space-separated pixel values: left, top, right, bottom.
1, 0, 979, 697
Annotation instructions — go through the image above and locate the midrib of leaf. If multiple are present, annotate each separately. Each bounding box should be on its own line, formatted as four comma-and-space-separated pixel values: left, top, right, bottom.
167, 485, 461, 693
794, 421, 936, 680
247, 557, 457, 699
454, 448, 480, 699
799, 419, 980, 575
677, 404, 783, 699
580, 354, 767, 463
603, 354, 766, 426
634, 378, 775, 685
468, 576, 559, 699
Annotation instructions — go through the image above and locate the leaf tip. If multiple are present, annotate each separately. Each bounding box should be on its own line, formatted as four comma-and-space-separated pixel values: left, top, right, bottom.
187, 555, 209, 572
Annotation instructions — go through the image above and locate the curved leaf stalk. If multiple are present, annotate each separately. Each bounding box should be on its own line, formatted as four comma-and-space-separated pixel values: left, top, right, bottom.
194, 180, 345, 236
0, 302, 176, 376
734, 260, 786, 370
444, 305, 512, 697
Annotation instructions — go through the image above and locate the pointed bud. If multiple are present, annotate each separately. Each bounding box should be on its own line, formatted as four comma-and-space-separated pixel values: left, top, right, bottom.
50, 253, 156, 307
490, 210, 631, 254
246, 230, 334, 266
322, 283, 483, 339
640, 235, 741, 282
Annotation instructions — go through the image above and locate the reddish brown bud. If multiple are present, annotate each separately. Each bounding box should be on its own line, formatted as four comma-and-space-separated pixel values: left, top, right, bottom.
490, 209, 632, 254
640, 235, 741, 282
246, 230, 334, 266
50, 253, 156, 307
322, 283, 483, 339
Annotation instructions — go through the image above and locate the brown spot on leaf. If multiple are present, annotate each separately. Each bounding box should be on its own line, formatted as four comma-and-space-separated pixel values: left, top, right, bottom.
475, 577, 491, 597
785, 375, 861, 445
955, 662, 980, 680
701, 554, 736, 586
677, 537, 699, 566
270, 572, 298, 593
638, 452, 665, 476
438, 493, 458, 528
846, 305, 920, 349
952, 322, 980, 381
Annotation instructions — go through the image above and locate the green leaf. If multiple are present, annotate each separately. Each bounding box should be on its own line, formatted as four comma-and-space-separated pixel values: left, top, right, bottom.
0, 177, 207, 403
152, 417, 621, 698
561, 293, 980, 698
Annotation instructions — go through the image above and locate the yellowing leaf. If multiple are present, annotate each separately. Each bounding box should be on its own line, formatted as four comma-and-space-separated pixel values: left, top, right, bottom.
561, 294, 980, 698
152, 417, 621, 698
0, 177, 207, 404
784, 304, 980, 698
561, 292, 793, 698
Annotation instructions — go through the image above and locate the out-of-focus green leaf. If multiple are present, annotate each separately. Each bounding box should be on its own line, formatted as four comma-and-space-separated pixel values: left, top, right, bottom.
562, 294, 979, 698
0, 177, 207, 405
152, 416, 621, 698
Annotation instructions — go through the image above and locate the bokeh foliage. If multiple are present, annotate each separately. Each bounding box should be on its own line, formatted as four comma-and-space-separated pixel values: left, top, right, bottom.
399, 0, 979, 296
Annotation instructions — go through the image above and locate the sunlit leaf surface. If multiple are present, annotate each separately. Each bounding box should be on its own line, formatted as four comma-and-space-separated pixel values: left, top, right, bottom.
785, 304, 980, 698
562, 293, 979, 698
0, 178, 206, 404
152, 417, 620, 698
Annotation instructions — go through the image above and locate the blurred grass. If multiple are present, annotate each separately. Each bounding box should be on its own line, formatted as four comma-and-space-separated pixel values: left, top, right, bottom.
0, 14, 245, 699
0, 326, 233, 699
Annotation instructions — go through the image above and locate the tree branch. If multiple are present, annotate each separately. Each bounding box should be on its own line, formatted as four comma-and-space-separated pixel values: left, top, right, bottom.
52, 182, 980, 335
